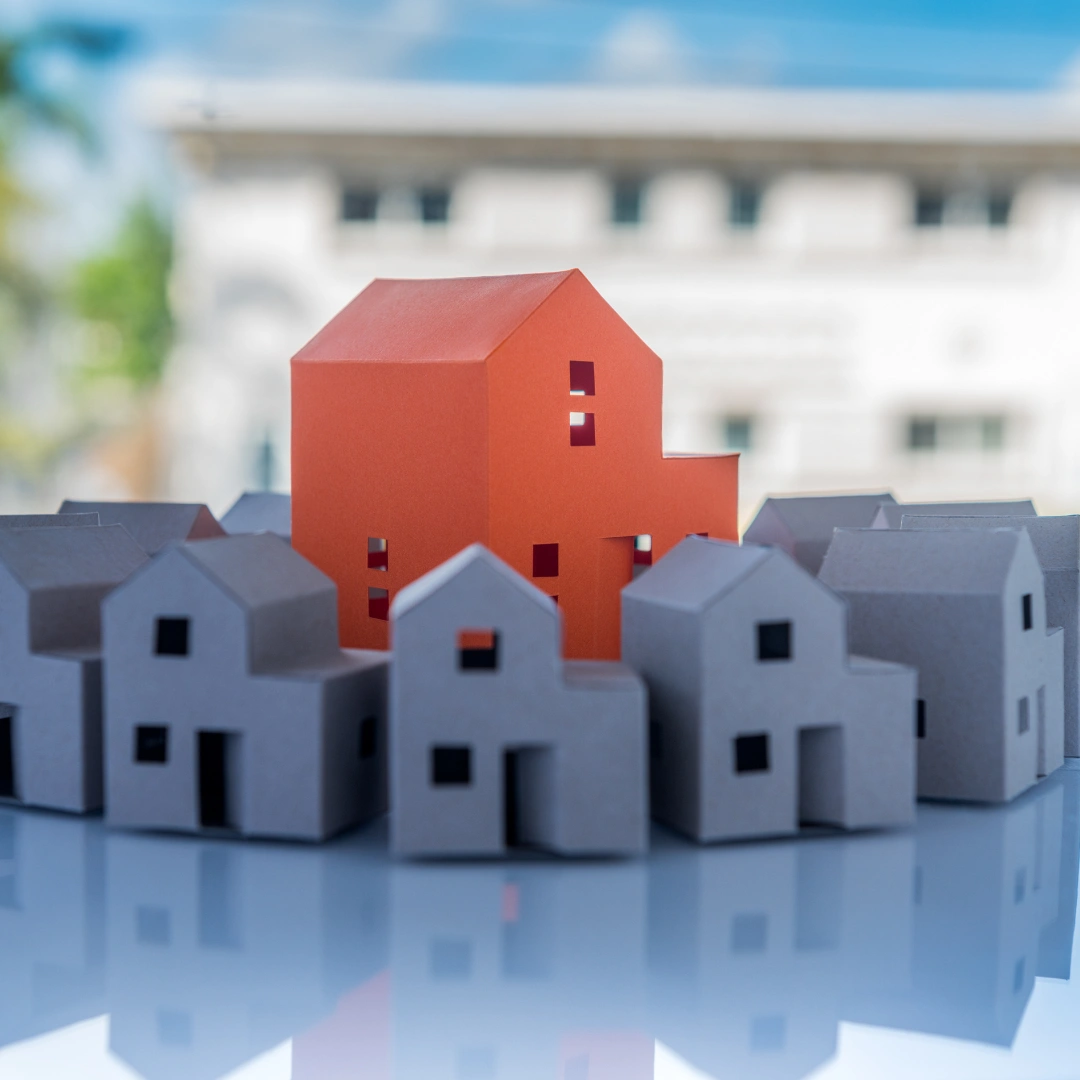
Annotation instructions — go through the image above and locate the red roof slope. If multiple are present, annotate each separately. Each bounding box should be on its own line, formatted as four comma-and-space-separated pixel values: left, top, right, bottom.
293, 270, 575, 364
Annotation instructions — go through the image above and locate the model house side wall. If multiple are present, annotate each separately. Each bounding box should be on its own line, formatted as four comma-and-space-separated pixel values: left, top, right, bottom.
248, 590, 340, 673
619, 598, 702, 836
291, 357, 489, 652
28, 583, 112, 653
0, 570, 30, 665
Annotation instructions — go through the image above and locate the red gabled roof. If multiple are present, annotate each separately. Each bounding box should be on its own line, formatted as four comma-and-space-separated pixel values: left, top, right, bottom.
292, 270, 576, 364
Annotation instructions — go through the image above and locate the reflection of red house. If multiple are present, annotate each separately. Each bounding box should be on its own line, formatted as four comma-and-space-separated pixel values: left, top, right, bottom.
292, 269, 738, 659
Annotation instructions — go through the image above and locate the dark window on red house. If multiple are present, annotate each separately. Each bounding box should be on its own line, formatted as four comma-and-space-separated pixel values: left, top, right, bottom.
533, 544, 559, 578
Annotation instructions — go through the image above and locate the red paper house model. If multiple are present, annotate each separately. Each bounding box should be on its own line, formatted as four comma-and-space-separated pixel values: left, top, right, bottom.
291, 269, 738, 659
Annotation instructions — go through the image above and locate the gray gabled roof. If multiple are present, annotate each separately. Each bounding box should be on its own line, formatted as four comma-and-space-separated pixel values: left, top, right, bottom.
391, 543, 555, 620
58, 500, 225, 554
0, 513, 99, 528
872, 499, 1036, 530
902, 513, 1080, 573
621, 535, 773, 613
0, 524, 148, 592
172, 533, 334, 611
744, 492, 896, 544
820, 526, 1032, 596
221, 491, 291, 540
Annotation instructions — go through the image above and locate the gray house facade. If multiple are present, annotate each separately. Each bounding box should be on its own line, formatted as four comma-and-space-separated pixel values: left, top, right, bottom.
820, 527, 1064, 802
0, 524, 148, 812
103, 534, 388, 841
390, 544, 648, 858
622, 536, 917, 843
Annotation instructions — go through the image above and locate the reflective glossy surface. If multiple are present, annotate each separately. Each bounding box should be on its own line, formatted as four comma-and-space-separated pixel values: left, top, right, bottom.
1, 764, 1079, 1079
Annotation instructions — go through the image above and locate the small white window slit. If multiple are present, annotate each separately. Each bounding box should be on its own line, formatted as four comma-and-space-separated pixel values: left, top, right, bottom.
570, 412, 587, 427
570, 389, 586, 397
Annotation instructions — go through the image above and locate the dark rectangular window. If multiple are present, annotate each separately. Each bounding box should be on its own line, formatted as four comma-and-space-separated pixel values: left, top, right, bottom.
0, 713, 13, 799
368, 587, 389, 621
532, 543, 559, 578
458, 629, 499, 671
907, 417, 937, 450
611, 179, 643, 225
734, 733, 770, 773
359, 716, 377, 760
431, 745, 472, 786
729, 181, 761, 229
1022, 593, 1033, 631
723, 415, 754, 452
570, 412, 596, 446
988, 192, 1012, 228
917, 699, 927, 739
135, 725, 169, 764
418, 186, 451, 223
569, 360, 595, 396
368, 537, 388, 571
1019, 696, 1030, 735
155, 617, 189, 657
914, 189, 945, 227
341, 187, 378, 222
757, 621, 792, 662
649, 720, 663, 761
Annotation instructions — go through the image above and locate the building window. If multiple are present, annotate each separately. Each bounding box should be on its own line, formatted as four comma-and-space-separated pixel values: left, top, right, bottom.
611, 179, 644, 225
155, 617, 189, 657
458, 629, 499, 671
359, 716, 377, 760
341, 187, 379, 222
914, 189, 946, 227
633, 534, 652, 579
729, 181, 761, 229
988, 192, 1013, 227
734, 733, 770, 773
1019, 696, 1030, 735
368, 537, 388, 571
368, 587, 389, 621
418, 186, 451, 223
431, 745, 472, 786
905, 415, 1006, 452
722, 415, 754, 452
532, 543, 559, 578
914, 186, 1013, 229
569, 361, 595, 396
917, 699, 927, 739
757, 621, 792, 662
134, 725, 169, 764
570, 412, 596, 446
1022, 593, 1033, 631
650, 720, 663, 761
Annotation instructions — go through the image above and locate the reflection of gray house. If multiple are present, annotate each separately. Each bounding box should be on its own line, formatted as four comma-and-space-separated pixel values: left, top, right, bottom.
903, 514, 1080, 759
622, 536, 916, 842
821, 528, 1065, 802
221, 491, 291, 543
742, 493, 896, 575
390, 544, 648, 857
871, 499, 1035, 530
0, 524, 148, 812
59, 500, 225, 554
103, 533, 388, 840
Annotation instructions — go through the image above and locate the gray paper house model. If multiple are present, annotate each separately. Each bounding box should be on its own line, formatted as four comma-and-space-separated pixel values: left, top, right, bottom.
903, 514, 1080, 759
621, 535, 917, 843
102, 534, 388, 841
0, 524, 148, 813
390, 544, 648, 858
871, 499, 1036, 530
742, 493, 896, 575
221, 492, 291, 543
820, 527, 1065, 803
59, 500, 225, 554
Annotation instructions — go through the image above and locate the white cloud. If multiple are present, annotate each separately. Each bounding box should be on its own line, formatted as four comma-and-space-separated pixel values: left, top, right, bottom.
594, 9, 694, 84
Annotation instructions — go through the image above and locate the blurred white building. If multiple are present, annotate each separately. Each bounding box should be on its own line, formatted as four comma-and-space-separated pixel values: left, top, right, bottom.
150, 79, 1080, 521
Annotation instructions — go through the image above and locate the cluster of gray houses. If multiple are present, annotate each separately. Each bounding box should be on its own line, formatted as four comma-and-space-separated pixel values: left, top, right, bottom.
0, 491, 1074, 857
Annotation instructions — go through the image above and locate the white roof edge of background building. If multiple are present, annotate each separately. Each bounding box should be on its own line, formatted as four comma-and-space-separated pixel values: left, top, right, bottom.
140, 76, 1080, 145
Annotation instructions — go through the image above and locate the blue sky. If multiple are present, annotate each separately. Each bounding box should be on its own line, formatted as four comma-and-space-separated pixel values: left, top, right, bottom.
9, 0, 1080, 90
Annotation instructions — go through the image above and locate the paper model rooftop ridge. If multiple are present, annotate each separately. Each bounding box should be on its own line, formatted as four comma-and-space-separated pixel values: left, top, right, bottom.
291, 268, 739, 660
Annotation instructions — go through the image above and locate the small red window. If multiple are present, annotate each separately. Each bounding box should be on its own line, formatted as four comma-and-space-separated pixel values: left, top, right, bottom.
368, 537, 387, 571
533, 543, 559, 578
570, 412, 596, 446
368, 587, 389, 620
569, 361, 595, 396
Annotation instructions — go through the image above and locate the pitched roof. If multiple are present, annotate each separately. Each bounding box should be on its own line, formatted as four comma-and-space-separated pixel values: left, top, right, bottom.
744, 493, 895, 544
621, 535, 773, 613
391, 543, 555, 620
902, 514, 1080, 572
0, 513, 99, 528
58, 501, 225, 554
820, 527, 1033, 596
174, 533, 335, 611
221, 491, 291, 540
292, 271, 575, 364
0, 524, 147, 592
872, 499, 1035, 530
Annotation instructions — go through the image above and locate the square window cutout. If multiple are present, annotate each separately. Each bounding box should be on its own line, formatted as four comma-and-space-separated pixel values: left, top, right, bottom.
135, 725, 169, 764
155, 617, 189, 657
458, 629, 499, 671
569, 361, 595, 396
533, 543, 559, 578
432, 745, 472, 786
570, 412, 596, 446
369, 587, 389, 621
359, 716, 377, 760
368, 537, 388, 571
734, 733, 770, 773
757, 621, 791, 662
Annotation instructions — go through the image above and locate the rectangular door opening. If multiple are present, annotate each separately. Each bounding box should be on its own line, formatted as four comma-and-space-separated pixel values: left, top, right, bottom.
798, 725, 845, 827
0, 709, 16, 801
199, 731, 239, 830
503, 747, 555, 850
